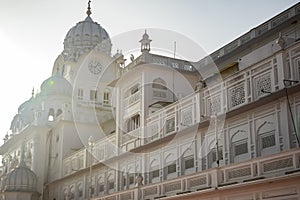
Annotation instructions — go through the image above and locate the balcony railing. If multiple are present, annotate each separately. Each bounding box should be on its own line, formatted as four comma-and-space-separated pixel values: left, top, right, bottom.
144, 44, 300, 145
62, 148, 86, 176
124, 92, 141, 107
121, 128, 142, 152
146, 93, 200, 143
90, 148, 300, 200
62, 135, 116, 177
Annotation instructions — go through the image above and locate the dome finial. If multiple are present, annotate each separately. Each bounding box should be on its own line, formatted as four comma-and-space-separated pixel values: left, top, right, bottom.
86, 0, 92, 16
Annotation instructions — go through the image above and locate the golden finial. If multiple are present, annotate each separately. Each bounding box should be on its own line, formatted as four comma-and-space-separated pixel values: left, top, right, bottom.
86, 0, 92, 16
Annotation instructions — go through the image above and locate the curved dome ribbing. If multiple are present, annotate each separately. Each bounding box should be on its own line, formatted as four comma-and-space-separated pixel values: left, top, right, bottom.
63, 16, 112, 61
4, 162, 37, 192
40, 74, 72, 97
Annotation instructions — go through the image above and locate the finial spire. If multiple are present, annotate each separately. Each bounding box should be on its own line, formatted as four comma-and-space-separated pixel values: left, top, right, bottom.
87, 0, 92, 16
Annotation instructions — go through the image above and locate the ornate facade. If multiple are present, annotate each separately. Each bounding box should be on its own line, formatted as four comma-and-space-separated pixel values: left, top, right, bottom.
1, 2, 300, 200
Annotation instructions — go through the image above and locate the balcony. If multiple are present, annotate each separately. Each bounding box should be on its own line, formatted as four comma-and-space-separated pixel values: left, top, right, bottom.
62, 135, 116, 177
144, 42, 300, 146
62, 149, 86, 176
90, 148, 300, 200
76, 100, 112, 110
146, 93, 199, 144
121, 128, 142, 152
124, 92, 141, 108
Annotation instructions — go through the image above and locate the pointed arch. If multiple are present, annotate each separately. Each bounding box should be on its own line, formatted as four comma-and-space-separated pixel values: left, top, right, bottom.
230, 130, 249, 163
257, 121, 276, 156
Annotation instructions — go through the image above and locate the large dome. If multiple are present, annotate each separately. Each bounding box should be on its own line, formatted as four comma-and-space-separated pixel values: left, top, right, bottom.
63, 16, 112, 61
3, 162, 37, 192
40, 74, 73, 97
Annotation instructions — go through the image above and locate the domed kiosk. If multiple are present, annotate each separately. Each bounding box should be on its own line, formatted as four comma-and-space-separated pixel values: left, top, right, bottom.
40, 73, 73, 97
1, 148, 39, 200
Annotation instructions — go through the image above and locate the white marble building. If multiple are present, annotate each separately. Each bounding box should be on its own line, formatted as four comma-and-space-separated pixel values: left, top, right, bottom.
0, 2, 300, 200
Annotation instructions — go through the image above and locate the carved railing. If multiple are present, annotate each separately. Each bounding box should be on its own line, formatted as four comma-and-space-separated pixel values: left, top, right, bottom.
90, 148, 300, 200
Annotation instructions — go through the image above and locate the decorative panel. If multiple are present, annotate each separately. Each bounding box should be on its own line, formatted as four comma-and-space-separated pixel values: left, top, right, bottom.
164, 181, 181, 193
263, 157, 293, 172
207, 95, 221, 115
143, 186, 158, 197
187, 176, 207, 188
182, 108, 193, 126
228, 166, 251, 180
230, 84, 245, 108
255, 73, 271, 98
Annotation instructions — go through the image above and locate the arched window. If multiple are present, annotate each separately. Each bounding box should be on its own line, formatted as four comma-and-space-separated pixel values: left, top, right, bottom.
149, 159, 159, 183
127, 167, 136, 188
69, 186, 75, 200
130, 84, 139, 94
257, 121, 276, 156
97, 177, 104, 195
103, 89, 110, 105
107, 174, 115, 194
63, 188, 68, 200
230, 130, 249, 163
77, 182, 83, 198
164, 153, 177, 180
48, 108, 55, 121
78, 88, 84, 100
121, 171, 127, 190
90, 89, 98, 101
207, 140, 223, 168
126, 114, 140, 132
181, 148, 195, 175
152, 78, 167, 90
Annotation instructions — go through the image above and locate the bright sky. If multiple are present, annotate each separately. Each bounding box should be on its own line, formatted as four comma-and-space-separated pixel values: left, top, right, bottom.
0, 0, 298, 142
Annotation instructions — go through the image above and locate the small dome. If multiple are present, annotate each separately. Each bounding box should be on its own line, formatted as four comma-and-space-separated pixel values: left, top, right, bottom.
142, 32, 149, 40
63, 16, 112, 60
3, 162, 37, 192
18, 96, 34, 114
40, 74, 72, 97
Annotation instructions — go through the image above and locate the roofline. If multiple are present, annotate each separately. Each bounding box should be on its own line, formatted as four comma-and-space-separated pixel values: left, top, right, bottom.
199, 2, 300, 68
